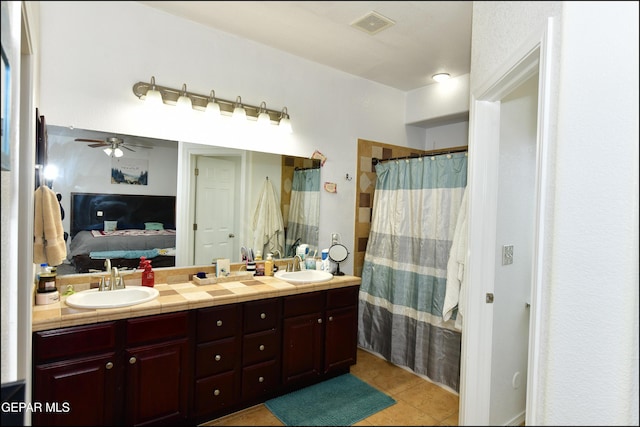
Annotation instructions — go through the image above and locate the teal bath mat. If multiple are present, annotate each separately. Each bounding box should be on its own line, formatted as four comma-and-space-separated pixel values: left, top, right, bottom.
265, 373, 396, 426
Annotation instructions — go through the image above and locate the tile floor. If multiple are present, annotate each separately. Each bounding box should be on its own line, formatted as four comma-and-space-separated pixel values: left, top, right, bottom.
202, 348, 459, 426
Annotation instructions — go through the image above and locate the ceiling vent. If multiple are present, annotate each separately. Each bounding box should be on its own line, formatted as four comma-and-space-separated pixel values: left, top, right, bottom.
351, 11, 395, 35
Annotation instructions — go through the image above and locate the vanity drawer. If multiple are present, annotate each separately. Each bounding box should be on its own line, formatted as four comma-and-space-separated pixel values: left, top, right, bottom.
243, 299, 280, 334
197, 304, 241, 343
33, 322, 118, 363
195, 337, 239, 378
283, 291, 325, 318
126, 311, 188, 345
326, 286, 359, 309
242, 329, 279, 366
241, 359, 279, 401
193, 371, 238, 416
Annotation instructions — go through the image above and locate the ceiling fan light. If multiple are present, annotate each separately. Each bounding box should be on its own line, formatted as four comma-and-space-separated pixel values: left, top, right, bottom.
114, 148, 124, 158
103, 147, 113, 157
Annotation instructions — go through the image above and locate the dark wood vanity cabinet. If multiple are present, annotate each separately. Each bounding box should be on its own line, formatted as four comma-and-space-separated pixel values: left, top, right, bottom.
241, 298, 281, 402
32, 312, 190, 426
124, 312, 190, 426
32, 322, 121, 426
281, 286, 359, 388
192, 304, 242, 419
33, 284, 359, 425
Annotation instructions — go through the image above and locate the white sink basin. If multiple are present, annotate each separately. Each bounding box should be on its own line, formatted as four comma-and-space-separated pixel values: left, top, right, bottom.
65, 287, 159, 309
274, 270, 333, 284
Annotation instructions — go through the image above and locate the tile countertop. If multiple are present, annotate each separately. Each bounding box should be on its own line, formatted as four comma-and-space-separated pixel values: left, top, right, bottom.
32, 269, 362, 332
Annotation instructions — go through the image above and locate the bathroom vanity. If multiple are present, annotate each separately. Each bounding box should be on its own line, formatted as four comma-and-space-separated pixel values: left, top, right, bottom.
31, 268, 360, 426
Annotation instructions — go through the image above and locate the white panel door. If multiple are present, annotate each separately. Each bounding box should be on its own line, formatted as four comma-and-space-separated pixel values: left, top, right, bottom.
194, 156, 236, 265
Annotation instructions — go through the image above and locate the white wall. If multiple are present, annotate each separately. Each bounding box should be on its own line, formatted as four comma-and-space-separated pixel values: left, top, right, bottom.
37, 1, 421, 275
471, 2, 639, 425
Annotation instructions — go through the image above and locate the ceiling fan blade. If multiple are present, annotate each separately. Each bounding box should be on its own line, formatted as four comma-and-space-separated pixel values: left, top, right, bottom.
122, 145, 136, 152
125, 144, 152, 149
75, 138, 105, 143
88, 143, 108, 148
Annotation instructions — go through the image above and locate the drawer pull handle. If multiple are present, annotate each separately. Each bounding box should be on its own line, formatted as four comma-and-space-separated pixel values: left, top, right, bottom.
216, 320, 223, 327
259, 345, 265, 351
129, 357, 137, 365
258, 376, 264, 383
105, 361, 113, 370
213, 389, 220, 396
260, 313, 266, 319
214, 354, 221, 361
328, 316, 334, 321
317, 318, 322, 324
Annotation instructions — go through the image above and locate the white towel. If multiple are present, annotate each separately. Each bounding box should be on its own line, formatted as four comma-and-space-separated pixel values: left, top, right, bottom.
33, 185, 67, 266
443, 185, 469, 331
252, 179, 285, 256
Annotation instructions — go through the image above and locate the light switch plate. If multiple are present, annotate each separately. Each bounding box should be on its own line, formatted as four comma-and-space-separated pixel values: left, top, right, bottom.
502, 245, 514, 265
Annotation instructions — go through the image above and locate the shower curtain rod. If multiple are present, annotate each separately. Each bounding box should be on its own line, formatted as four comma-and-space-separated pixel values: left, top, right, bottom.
294, 165, 320, 171
372, 145, 468, 166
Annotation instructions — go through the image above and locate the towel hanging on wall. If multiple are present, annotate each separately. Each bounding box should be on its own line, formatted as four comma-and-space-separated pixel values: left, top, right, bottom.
34, 184, 67, 266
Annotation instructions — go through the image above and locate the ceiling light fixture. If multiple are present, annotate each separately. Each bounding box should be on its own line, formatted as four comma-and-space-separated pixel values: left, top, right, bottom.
103, 146, 124, 158
432, 73, 451, 83
132, 77, 292, 131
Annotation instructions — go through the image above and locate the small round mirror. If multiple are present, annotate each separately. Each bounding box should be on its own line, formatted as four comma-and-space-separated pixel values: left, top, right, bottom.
328, 244, 349, 276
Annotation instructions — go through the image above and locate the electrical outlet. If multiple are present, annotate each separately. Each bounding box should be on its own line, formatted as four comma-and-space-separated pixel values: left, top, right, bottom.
502, 245, 514, 265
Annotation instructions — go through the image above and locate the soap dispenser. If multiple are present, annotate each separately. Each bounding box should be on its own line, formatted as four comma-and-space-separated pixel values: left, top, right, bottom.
265, 253, 274, 276
141, 258, 155, 287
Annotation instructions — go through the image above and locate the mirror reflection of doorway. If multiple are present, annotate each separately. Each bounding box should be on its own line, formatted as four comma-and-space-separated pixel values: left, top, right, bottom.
193, 156, 238, 265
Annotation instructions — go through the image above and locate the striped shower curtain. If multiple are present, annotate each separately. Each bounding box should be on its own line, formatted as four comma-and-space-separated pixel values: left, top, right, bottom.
285, 168, 320, 256
358, 152, 467, 392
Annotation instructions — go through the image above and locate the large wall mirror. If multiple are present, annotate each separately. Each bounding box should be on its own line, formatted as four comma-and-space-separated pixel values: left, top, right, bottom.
44, 125, 320, 278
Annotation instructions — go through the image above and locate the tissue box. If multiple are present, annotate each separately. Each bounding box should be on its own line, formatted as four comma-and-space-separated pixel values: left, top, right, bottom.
192, 274, 216, 285
215, 259, 230, 277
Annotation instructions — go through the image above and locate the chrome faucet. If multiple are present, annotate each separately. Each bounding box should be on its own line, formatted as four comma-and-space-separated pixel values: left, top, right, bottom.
99, 259, 124, 291
290, 255, 303, 272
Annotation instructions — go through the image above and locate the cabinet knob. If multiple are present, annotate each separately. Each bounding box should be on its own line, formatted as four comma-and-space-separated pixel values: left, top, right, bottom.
129, 356, 137, 365
317, 318, 323, 324
259, 345, 265, 351
328, 316, 334, 322
105, 361, 113, 370
260, 313, 266, 319
258, 376, 264, 383
216, 320, 223, 327
214, 354, 221, 361
213, 389, 220, 396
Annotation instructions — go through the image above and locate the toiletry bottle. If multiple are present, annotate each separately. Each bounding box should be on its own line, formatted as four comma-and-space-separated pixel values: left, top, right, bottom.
141, 260, 155, 287
321, 249, 330, 272
265, 254, 274, 276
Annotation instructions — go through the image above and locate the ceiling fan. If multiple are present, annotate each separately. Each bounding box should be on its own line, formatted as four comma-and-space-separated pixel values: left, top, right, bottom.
75, 136, 152, 157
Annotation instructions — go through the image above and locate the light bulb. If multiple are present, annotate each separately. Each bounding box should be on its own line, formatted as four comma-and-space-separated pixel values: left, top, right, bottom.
205, 90, 221, 120
176, 84, 192, 112
145, 76, 163, 107
279, 107, 292, 134
114, 148, 124, 158
257, 101, 271, 127
232, 96, 247, 123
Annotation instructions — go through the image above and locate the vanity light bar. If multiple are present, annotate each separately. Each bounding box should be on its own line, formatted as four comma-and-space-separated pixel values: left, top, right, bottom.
132, 77, 289, 124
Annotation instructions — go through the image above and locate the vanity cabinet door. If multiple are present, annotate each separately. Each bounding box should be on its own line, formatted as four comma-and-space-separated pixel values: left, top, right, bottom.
281, 312, 324, 386
124, 311, 189, 426
32, 352, 120, 426
324, 286, 359, 374
32, 321, 121, 426
124, 338, 189, 426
